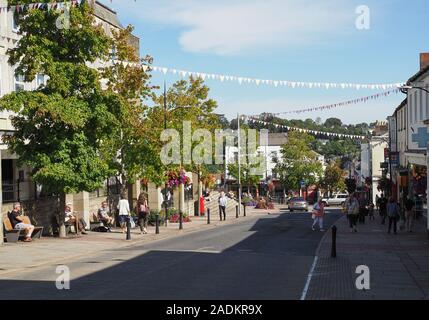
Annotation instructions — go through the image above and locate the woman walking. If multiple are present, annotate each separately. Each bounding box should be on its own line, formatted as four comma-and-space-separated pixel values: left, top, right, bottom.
387, 197, 400, 234
346, 193, 359, 233
136, 193, 149, 234
311, 199, 325, 232
404, 196, 415, 232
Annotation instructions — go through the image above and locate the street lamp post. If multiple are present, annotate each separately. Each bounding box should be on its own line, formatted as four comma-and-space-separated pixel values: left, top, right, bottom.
400, 85, 429, 233
163, 82, 169, 227
237, 113, 242, 216
162, 83, 196, 225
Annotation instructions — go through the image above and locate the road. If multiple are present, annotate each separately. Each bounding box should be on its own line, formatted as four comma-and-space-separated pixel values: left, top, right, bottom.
0, 208, 342, 300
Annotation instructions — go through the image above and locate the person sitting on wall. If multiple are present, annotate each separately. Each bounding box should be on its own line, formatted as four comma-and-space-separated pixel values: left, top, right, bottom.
8, 202, 34, 242
65, 203, 87, 234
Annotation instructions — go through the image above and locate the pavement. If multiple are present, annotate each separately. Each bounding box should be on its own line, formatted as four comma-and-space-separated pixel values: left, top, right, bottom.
0, 204, 342, 299
305, 212, 429, 300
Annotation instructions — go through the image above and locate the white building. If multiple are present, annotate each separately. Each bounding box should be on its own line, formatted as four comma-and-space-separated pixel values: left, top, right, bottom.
225, 133, 288, 181
389, 53, 429, 207
360, 134, 388, 204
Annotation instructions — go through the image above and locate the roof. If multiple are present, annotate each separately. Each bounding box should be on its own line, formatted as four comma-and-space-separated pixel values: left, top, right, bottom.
394, 98, 407, 114
267, 133, 288, 146
93, 1, 123, 29
407, 65, 429, 84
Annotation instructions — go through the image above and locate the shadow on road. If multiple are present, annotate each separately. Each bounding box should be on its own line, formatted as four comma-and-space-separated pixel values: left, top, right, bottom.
0, 210, 341, 300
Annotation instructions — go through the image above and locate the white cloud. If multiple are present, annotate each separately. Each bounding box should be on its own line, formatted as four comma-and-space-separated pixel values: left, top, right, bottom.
115, 0, 353, 56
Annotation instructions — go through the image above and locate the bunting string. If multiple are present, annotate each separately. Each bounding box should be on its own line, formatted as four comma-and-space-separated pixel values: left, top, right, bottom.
150, 66, 404, 91
247, 89, 400, 117
0, 0, 83, 13
247, 118, 367, 140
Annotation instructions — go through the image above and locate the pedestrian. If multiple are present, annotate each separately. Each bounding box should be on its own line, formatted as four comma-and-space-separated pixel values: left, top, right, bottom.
345, 193, 359, 232
404, 196, 414, 233
117, 193, 130, 233
387, 197, 400, 234
375, 194, 380, 212
218, 191, 228, 221
136, 193, 149, 235
379, 195, 388, 225
311, 199, 325, 232
368, 203, 375, 220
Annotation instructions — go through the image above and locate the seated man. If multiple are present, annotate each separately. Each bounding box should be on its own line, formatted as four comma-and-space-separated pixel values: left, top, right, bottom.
8, 202, 34, 242
97, 201, 114, 228
65, 203, 87, 235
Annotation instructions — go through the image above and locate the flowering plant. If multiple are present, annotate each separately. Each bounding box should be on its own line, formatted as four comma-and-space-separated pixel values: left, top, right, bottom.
170, 213, 191, 223
167, 169, 190, 188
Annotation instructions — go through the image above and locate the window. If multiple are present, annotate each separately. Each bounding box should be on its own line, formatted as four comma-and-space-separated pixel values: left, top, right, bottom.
36, 74, 45, 87
420, 90, 424, 121
14, 73, 25, 92
12, 12, 19, 32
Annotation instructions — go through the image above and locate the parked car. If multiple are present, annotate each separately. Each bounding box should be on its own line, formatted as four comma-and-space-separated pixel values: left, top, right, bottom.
321, 193, 348, 207
288, 197, 309, 212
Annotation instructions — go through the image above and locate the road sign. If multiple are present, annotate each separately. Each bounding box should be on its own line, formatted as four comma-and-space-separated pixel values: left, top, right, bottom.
300, 180, 306, 188
409, 125, 429, 150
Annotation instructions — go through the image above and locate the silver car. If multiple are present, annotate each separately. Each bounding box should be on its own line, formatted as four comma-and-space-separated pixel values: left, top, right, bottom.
288, 197, 309, 212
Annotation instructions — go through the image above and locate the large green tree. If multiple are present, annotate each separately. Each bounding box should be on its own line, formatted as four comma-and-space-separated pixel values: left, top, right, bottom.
320, 162, 346, 195
99, 25, 157, 198
274, 131, 323, 192
0, 2, 123, 237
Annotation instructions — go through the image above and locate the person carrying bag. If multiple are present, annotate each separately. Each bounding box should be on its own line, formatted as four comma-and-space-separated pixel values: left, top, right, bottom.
311, 199, 325, 232
346, 193, 359, 233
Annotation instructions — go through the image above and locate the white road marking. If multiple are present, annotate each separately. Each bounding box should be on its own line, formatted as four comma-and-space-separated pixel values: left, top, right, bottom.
154, 248, 222, 254
300, 256, 318, 300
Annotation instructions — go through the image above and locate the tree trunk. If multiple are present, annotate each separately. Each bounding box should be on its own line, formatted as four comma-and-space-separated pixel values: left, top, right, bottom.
58, 192, 66, 238
127, 181, 133, 212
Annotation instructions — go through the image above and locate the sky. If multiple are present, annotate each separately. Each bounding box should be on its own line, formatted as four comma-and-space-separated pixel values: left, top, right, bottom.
99, 0, 429, 124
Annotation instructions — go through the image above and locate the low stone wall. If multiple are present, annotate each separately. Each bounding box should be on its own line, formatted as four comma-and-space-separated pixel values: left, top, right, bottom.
1, 197, 60, 236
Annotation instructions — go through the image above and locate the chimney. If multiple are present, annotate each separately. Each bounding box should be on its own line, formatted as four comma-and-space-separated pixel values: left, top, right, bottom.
420, 53, 429, 70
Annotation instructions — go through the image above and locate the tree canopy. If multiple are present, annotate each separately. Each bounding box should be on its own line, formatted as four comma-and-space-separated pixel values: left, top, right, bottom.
274, 131, 323, 192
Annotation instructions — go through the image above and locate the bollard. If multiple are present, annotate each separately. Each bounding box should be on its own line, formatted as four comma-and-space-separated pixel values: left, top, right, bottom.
179, 212, 183, 230
155, 214, 160, 234
126, 216, 131, 240
207, 208, 211, 224
244, 205, 246, 217
236, 205, 239, 218
331, 225, 337, 258
219, 206, 222, 221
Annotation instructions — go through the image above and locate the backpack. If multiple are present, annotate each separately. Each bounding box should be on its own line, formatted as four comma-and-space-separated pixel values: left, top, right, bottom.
93, 226, 109, 232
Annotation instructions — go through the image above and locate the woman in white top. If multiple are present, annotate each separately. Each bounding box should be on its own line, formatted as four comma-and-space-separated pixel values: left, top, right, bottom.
117, 194, 130, 233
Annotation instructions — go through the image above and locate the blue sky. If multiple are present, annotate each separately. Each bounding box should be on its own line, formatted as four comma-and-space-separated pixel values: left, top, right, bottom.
99, 0, 428, 124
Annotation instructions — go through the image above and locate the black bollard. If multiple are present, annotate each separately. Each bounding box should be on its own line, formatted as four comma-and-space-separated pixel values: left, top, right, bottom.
219, 205, 222, 221
155, 214, 160, 234
207, 208, 211, 224
126, 216, 131, 240
244, 205, 246, 217
179, 211, 183, 230
331, 225, 337, 258
236, 205, 239, 218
